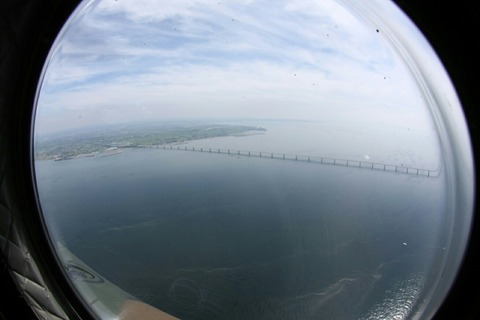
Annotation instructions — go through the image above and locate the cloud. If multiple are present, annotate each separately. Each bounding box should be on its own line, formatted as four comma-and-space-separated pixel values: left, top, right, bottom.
35, 0, 434, 134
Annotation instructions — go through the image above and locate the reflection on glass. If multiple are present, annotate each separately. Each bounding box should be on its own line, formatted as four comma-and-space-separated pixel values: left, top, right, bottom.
33, 0, 473, 319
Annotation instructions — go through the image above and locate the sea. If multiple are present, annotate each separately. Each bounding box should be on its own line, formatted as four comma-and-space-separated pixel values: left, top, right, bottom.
35, 120, 449, 319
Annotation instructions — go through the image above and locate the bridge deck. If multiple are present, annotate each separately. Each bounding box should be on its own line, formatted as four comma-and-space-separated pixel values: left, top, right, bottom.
139, 145, 438, 177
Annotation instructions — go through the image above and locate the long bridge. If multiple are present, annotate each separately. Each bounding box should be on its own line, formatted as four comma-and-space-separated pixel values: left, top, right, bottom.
139, 145, 439, 177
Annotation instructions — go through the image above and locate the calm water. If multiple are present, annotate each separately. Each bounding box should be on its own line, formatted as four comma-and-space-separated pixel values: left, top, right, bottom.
35, 122, 447, 319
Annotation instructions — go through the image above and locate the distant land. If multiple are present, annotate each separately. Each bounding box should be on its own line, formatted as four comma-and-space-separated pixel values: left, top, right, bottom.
35, 123, 266, 161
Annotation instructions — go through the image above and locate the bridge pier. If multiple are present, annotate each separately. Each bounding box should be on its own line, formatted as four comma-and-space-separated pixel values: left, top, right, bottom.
155, 145, 435, 177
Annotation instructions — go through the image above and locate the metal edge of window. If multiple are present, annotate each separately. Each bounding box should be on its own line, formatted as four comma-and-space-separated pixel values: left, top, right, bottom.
392, 1, 480, 319
335, 2, 475, 319
0, 1, 478, 320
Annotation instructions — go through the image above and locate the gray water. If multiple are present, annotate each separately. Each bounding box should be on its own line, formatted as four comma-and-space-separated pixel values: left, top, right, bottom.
35, 122, 448, 319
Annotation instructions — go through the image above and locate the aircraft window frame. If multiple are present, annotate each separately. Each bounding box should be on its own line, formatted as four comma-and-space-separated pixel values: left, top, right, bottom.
0, 0, 478, 319
0, 1, 94, 319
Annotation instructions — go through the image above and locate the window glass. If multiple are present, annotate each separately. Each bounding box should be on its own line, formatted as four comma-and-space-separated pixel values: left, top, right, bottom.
33, 0, 474, 319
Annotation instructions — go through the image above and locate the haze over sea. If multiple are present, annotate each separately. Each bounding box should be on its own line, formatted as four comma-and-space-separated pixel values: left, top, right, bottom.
35, 120, 447, 319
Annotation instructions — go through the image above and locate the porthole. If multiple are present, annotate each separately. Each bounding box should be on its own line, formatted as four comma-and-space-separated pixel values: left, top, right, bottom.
31, 0, 474, 319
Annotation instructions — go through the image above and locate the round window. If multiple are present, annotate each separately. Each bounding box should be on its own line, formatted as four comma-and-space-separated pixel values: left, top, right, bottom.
33, 0, 474, 319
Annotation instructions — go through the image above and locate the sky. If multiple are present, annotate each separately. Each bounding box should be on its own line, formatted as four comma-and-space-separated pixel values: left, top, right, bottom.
35, 0, 437, 135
